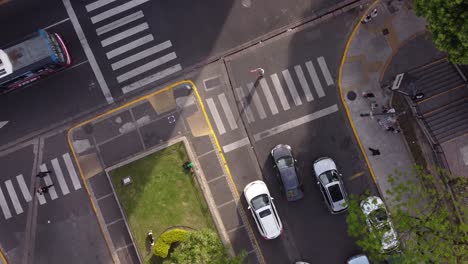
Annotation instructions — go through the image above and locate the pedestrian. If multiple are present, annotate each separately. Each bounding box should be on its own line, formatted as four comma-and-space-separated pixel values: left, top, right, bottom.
36, 171, 52, 178
250, 68, 265, 78
37, 184, 53, 195
368, 147, 381, 156
362, 92, 375, 98
361, 14, 372, 24
370, 8, 378, 18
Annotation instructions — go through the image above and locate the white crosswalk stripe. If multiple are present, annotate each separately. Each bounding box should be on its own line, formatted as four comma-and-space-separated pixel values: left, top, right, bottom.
63, 153, 82, 191
101, 23, 149, 47
40, 165, 58, 200
5, 180, 23, 215
235, 87, 255, 123
282, 70, 302, 106
96, 11, 144, 36
246, 83, 267, 119
317, 56, 334, 86
271, 73, 291, 111
90, 0, 149, 24
218, 94, 238, 130
305, 61, 326, 98
259, 78, 279, 115
106, 35, 154, 59
51, 158, 70, 196
86, 0, 116, 12
111, 41, 172, 70
294, 65, 314, 102
206, 98, 226, 135
0, 186, 12, 219
16, 175, 32, 202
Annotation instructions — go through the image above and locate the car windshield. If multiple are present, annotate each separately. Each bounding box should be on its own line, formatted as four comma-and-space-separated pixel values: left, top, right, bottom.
369, 208, 388, 226
276, 156, 293, 169
319, 170, 339, 185
259, 209, 272, 218
251, 194, 270, 210
328, 184, 343, 202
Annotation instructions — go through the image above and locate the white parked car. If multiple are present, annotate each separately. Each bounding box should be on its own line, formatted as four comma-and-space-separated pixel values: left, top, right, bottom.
313, 157, 349, 213
244, 180, 283, 239
360, 196, 399, 252
347, 254, 370, 264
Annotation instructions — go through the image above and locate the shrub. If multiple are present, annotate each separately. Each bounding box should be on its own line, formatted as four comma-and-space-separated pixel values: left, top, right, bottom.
154, 228, 189, 258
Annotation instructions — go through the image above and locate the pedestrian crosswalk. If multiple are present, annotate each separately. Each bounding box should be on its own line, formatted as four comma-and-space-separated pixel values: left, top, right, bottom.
205, 57, 335, 135
0, 153, 82, 220
84, 0, 182, 94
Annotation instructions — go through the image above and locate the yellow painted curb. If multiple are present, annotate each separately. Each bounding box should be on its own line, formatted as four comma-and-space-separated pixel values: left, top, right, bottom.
338, 0, 381, 184
0, 248, 7, 264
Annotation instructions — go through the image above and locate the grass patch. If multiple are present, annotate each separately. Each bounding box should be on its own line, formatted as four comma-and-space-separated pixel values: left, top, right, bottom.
110, 142, 215, 263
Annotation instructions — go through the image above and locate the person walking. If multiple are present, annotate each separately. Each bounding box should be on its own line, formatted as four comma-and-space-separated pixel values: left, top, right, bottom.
36, 171, 52, 178
37, 184, 54, 195
368, 147, 381, 156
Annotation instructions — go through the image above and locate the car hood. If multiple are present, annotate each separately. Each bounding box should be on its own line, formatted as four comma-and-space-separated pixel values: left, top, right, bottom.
313, 158, 337, 177
271, 144, 291, 159
244, 181, 269, 202
259, 207, 282, 239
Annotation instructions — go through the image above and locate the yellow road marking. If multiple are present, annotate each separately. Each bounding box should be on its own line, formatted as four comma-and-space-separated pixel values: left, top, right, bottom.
0, 247, 7, 264
349, 171, 365, 181
338, 0, 380, 184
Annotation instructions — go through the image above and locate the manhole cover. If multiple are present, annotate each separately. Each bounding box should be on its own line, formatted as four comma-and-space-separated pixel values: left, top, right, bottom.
347, 91, 357, 101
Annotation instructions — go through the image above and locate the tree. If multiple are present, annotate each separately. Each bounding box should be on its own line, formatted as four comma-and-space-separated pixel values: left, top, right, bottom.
170, 229, 246, 264
346, 166, 468, 263
413, 0, 468, 64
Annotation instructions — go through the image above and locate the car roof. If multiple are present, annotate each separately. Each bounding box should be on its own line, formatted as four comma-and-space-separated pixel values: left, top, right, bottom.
280, 166, 299, 188
314, 157, 337, 176
272, 144, 291, 159
257, 207, 281, 239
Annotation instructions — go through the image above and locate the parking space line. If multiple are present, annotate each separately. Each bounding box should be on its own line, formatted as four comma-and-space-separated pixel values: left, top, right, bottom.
218, 94, 238, 130
206, 98, 226, 135
306, 61, 326, 98
222, 137, 250, 153
115, 243, 134, 252
106, 35, 154, 59
294, 65, 314, 102
90, 0, 149, 24
197, 149, 216, 159
350, 171, 365, 180
259, 78, 279, 115
282, 70, 302, 106
270, 73, 291, 110
235, 87, 255, 123
206, 175, 225, 184
216, 199, 235, 209
226, 224, 245, 233
86, 0, 116, 12
121, 64, 182, 94
111, 40, 172, 70
246, 83, 267, 119
40, 164, 59, 200
16, 174, 32, 202
106, 218, 123, 227
96, 11, 144, 36
51, 159, 70, 195
96, 192, 114, 201
63, 153, 82, 190
0, 187, 12, 219
254, 104, 339, 141
317, 56, 334, 85
101, 23, 149, 47
4, 180, 23, 215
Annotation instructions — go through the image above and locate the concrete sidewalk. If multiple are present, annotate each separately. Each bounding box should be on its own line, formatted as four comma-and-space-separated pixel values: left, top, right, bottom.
340, 0, 429, 200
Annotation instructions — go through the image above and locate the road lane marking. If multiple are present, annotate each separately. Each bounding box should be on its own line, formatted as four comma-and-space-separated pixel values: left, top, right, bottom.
16, 175, 32, 202
294, 65, 314, 102
218, 93, 238, 130
86, 0, 116, 12
63, 0, 114, 104
222, 137, 250, 153
318, 56, 334, 86
253, 104, 339, 141
101, 23, 149, 47
259, 78, 279, 115
117, 52, 177, 83
235, 87, 255, 123
0, 186, 12, 219
90, 0, 149, 24
246, 83, 267, 119
350, 171, 365, 180
44, 18, 71, 30
51, 158, 70, 195
96, 11, 144, 36
282, 70, 302, 106
5, 180, 22, 215
121, 64, 182, 94
206, 98, 226, 135
40, 164, 58, 200
270, 73, 290, 110
106, 35, 154, 59
63, 153, 82, 190
306, 61, 325, 98
0, 121, 8, 129
111, 40, 172, 70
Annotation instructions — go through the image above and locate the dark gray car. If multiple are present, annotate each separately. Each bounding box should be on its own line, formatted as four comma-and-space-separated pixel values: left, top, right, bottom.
271, 144, 303, 201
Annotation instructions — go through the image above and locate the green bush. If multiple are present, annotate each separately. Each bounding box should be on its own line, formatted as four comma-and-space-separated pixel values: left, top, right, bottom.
154, 229, 189, 258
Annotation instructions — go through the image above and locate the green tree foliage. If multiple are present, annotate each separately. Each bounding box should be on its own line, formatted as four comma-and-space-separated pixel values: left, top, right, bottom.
413, 0, 468, 64
347, 166, 468, 263
170, 229, 246, 264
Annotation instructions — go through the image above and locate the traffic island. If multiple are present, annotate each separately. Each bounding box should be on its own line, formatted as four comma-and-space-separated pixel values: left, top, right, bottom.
109, 142, 217, 263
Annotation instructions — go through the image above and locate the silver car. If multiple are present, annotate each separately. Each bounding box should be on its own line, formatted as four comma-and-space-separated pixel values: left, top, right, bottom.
313, 157, 348, 213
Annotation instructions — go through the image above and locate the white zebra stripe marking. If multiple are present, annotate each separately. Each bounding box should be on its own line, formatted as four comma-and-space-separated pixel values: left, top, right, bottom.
63, 153, 82, 191
305, 61, 325, 98
235, 87, 255, 123
40, 165, 58, 200
270, 74, 290, 111
218, 94, 238, 130
96, 11, 144, 36
282, 70, 302, 106
259, 78, 279, 115
101, 23, 149, 47
206, 98, 226, 135
86, 0, 116, 12
294, 65, 314, 102
117, 52, 177, 83
16, 175, 32, 202
246, 83, 267, 119
111, 41, 172, 70
121, 64, 182, 94
90, 0, 149, 24
317, 56, 334, 86
5, 180, 22, 215
0, 187, 12, 219
106, 35, 154, 59
51, 159, 70, 196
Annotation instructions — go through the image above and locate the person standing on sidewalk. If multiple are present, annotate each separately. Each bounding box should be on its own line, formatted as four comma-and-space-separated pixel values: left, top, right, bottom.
250, 68, 265, 78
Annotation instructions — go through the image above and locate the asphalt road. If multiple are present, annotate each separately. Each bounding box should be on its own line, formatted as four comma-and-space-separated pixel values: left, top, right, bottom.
199, 10, 378, 263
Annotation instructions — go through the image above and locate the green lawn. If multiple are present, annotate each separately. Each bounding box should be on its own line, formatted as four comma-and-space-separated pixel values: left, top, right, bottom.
110, 142, 215, 263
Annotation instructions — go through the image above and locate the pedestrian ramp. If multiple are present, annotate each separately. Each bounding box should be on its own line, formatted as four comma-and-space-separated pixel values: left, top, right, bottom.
83, 0, 182, 94
0, 152, 82, 220
205, 57, 334, 136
